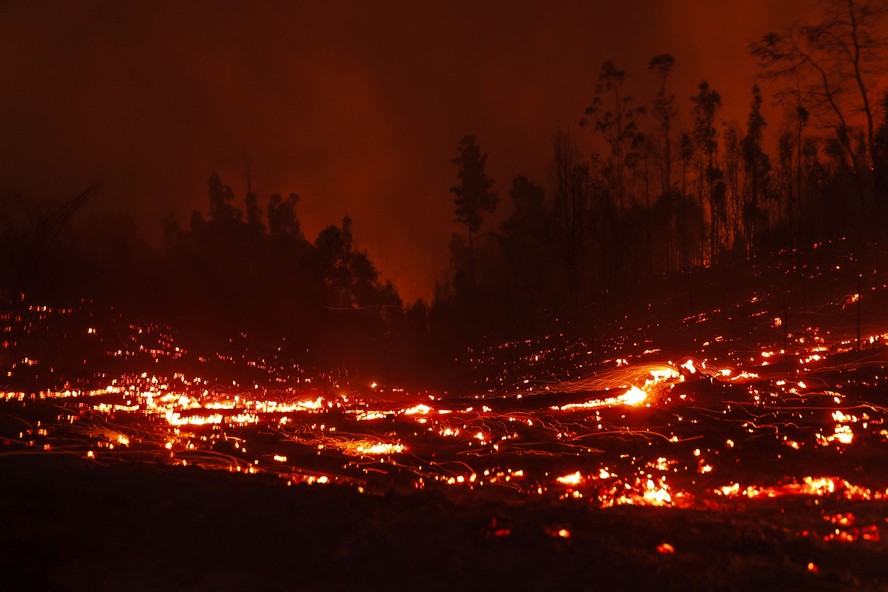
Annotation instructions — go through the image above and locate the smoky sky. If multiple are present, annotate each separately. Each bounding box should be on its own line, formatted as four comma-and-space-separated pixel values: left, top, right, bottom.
0, 0, 811, 301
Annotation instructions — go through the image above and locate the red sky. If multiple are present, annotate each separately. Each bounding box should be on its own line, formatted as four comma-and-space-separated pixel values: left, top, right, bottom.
0, 0, 817, 301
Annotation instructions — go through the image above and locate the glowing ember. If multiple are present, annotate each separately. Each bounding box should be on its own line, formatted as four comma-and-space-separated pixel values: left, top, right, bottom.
657, 542, 675, 555
817, 424, 854, 446
557, 471, 583, 486
641, 478, 673, 505
356, 442, 406, 455
617, 386, 647, 406
402, 404, 432, 415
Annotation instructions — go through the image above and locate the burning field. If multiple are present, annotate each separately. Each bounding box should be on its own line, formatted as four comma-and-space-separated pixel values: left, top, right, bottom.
2, 246, 888, 590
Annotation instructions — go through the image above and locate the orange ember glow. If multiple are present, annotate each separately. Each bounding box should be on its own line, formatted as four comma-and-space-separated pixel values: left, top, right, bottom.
3, 288, 888, 532
657, 543, 675, 555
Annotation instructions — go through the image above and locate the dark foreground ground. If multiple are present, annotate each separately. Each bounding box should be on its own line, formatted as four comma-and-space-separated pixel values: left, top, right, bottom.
2, 456, 885, 592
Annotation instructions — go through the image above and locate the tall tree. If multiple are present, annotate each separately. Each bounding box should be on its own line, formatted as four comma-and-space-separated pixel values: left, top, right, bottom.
500, 176, 549, 330
812, 0, 886, 167
551, 128, 590, 307
777, 129, 796, 235
581, 61, 645, 209
267, 193, 303, 239
206, 172, 241, 226
751, 0, 887, 218
648, 54, 677, 196
691, 81, 722, 260
741, 84, 772, 253
772, 78, 810, 247
450, 135, 497, 292
679, 130, 694, 196
723, 123, 743, 249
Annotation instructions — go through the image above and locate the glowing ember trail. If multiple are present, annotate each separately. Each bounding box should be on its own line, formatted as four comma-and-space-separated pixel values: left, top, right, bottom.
2, 253, 888, 537
4, 343, 885, 511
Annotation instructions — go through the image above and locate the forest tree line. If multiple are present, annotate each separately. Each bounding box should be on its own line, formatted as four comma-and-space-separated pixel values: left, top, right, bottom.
436, 0, 888, 341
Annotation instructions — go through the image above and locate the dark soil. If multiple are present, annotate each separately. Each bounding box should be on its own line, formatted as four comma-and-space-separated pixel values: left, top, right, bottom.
2, 455, 885, 592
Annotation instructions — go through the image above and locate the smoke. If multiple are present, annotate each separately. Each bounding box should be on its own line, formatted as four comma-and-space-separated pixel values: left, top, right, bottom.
0, 0, 808, 301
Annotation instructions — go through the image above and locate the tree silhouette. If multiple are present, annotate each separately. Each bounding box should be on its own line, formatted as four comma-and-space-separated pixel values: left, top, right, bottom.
0, 184, 94, 296
648, 54, 677, 196
316, 216, 399, 311
450, 135, 497, 292
267, 193, 303, 239
500, 175, 549, 331
691, 81, 722, 261
581, 61, 645, 210
750, 0, 887, 221
551, 128, 590, 308
741, 84, 772, 253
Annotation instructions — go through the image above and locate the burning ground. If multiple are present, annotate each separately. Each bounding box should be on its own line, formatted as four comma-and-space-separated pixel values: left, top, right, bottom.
2, 243, 888, 590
